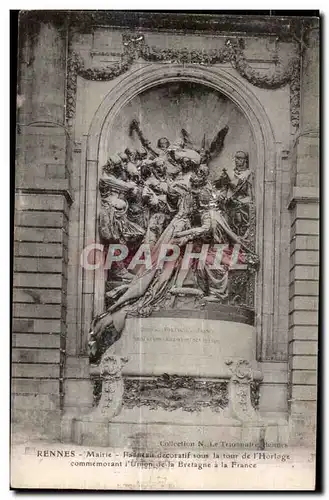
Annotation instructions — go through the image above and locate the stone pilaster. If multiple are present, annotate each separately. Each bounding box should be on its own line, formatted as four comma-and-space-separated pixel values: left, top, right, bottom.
287, 18, 319, 446
13, 14, 71, 437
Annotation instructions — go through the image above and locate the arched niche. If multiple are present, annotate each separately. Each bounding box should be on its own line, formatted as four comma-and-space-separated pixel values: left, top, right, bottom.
82, 63, 277, 360
106, 81, 256, 181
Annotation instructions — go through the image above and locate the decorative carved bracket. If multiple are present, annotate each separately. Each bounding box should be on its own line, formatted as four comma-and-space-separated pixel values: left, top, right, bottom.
89, 350, 128, 420
66, 34, 300, 130
224, 359, 263, 423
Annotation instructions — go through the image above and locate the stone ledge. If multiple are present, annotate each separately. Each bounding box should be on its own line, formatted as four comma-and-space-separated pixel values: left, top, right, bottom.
15, 179, 74, 205
66, 11, 303, 37
288, 186, 319, 209
67, 420, 289, 448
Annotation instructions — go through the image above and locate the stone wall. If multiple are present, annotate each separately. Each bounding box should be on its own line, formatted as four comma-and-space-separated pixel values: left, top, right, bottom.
13, 15, 71, 437
287, 19, 319, 446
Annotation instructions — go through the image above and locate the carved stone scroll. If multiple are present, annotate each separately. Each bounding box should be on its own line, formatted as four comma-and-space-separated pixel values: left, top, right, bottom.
224, 359, 263, 422
89, 351, 128, 420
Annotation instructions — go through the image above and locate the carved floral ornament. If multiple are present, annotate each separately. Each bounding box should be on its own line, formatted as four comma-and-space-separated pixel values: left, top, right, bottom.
92, 372, 260, 415
65, 34, 300, 129
87, 344, 261, 420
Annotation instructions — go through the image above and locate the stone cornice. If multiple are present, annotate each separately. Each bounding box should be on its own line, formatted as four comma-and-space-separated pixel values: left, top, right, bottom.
19, 10, 318, 39
15, 179, 74, 205
67, 11, 308, 39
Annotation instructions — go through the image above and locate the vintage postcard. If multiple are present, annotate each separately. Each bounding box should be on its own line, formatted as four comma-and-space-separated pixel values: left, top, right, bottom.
11, 10, 319, 490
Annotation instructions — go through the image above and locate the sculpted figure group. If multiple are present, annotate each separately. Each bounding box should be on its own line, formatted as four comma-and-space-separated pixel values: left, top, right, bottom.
90, 121, 258, 362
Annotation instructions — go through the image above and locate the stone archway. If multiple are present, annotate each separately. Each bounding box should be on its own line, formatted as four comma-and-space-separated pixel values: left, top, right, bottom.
82, 63, 277, 360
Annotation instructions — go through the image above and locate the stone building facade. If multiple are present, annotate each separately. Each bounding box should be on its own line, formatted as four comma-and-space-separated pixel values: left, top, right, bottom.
13, 11, 319, 446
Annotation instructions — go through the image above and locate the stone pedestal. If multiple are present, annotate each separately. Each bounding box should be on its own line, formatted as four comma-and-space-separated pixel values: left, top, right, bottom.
114, 313, 256, 377
64, 310, 288, 448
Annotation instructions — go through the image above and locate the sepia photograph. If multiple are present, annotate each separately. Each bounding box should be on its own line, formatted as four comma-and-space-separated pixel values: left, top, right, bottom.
10, 9, 320, 490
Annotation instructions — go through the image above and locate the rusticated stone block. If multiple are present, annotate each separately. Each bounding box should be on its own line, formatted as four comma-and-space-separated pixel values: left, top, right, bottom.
291, 370, 317, 386
15, 211, 67, 228
289, 265, 319, 282
14, 257, 63, 273
64, 379, 94, 407
289, 415, 316, 447
295, 172, 319, 187
288, 310, 319, 327
12, 333, 61, 349
290, 235, 319, 252
64, 356, 90, 378
12, 363, 60, 378
259, 383, 288, 413
259, 362, 288, 384
288, 340, 318, 356
23, 131, 67, 169
289, 280, 319, 297
291, 219, 319, 237
288, 355, 317, 371
288, 325, 318, 341
11, 408, 61, 440
12, 378, 59, 394
14, 227, 66, 243
289, 295, 318, 312
12, 348, 60, 364
290, 250, 319, 268
290, 400, 317, 416
15, 242, 63, 258
16, 193, 69, 214
12, 319, 34, 332
73, 420, 110, 447
290, 385, 317, 401
12, 394, 59, 410
13, 303, 62, 319
291, 203, 319, 220
32, 319, 63, 333
45, 163, 67, 179
13, 288, 62, 304
13, 272, 64, 289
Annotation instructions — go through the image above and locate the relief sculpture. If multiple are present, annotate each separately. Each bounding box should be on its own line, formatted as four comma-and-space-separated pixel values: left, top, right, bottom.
11, 12, 319, 487
89, 120, 259, 364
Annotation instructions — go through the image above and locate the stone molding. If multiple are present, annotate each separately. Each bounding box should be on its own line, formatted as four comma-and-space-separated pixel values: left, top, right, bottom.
15, 185, 74, 206
67, 11, 303, 37
288, 187, 320, 209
